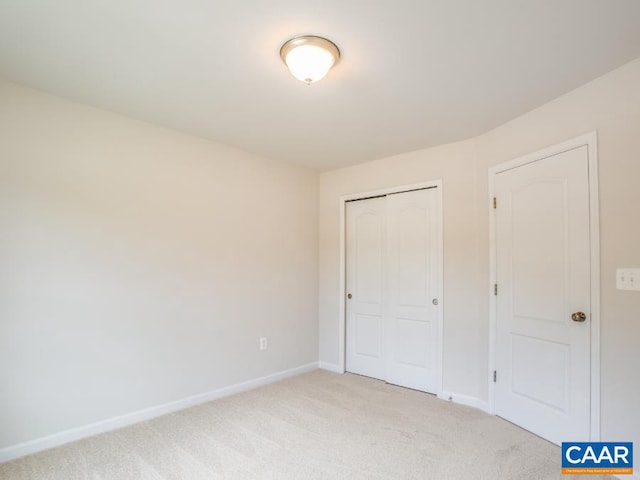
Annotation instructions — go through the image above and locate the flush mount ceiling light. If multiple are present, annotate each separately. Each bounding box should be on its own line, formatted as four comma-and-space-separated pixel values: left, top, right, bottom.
280, 35, 340, 85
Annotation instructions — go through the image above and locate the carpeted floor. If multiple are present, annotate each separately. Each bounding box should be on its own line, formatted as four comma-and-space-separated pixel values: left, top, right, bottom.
0, 370, 610, 479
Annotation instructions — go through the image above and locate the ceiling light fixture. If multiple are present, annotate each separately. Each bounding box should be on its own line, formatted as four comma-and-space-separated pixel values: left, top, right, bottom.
280, 35, 340, 85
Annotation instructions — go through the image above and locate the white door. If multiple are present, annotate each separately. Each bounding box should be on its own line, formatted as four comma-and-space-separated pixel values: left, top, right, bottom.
494, 145, 591, 444
345, 196, 387, 380
386, 189, 440, 392
346, 188, 441, 393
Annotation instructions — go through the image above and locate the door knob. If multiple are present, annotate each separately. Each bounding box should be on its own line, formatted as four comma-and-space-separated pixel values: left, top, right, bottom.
571, 311, 587, 322
347, 293, 352, 299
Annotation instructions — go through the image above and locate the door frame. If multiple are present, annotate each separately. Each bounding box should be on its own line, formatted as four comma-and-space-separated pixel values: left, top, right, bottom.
338, 179, 444, 397
487, 132, 601, 441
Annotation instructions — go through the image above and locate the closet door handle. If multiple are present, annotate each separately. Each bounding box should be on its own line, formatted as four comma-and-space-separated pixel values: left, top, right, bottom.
571, 311, 586, 322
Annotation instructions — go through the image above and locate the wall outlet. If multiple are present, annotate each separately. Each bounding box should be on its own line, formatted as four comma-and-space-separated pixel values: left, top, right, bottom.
616, 268, 640, 291
259, 337, 268, 350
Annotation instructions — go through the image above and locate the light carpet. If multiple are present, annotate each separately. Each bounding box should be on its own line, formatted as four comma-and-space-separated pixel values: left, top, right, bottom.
0, 370, 610, 479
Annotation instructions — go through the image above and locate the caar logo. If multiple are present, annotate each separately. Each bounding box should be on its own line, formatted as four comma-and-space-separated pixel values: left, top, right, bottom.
562, 442, 633, 475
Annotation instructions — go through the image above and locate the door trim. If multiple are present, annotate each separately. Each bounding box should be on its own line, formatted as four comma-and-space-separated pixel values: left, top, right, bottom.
487, 132, 600, 441
338, 180, 444, 397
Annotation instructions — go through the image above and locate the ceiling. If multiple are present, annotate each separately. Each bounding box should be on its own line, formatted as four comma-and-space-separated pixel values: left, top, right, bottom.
1, 1, 639, 171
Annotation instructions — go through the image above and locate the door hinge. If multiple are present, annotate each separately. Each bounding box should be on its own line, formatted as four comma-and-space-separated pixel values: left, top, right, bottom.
493, 197, 497, 209
493, 370, 497, 383
494, 284, 498, 296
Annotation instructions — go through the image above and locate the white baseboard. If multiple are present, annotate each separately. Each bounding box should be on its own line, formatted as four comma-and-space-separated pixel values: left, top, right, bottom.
318, 361, 344, 374
438, 391, 490, 413
0, 362, 318, 464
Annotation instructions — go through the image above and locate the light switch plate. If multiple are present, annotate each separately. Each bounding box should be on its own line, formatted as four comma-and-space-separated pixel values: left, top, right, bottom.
616, 268, 640, 291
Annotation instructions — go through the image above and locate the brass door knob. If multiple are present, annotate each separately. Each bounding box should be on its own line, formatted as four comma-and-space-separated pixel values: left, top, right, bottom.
347, 293, 352, 299
571, 312, 587, 322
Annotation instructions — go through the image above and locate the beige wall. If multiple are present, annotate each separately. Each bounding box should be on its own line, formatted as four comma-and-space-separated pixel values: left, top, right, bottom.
0, 81, 319, 450
319, 57, 640, 460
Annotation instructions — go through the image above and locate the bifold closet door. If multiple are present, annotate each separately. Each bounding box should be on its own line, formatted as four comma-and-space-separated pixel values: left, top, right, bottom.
345, 188, 440, 393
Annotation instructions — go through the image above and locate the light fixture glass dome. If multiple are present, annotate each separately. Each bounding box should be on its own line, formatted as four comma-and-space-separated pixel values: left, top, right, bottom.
280, 35, 340, 85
